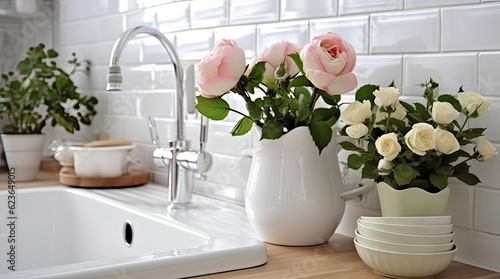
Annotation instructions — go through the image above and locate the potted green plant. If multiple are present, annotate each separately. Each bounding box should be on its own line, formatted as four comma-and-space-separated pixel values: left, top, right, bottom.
0, 43, 98, 181
339, 79, 497, 216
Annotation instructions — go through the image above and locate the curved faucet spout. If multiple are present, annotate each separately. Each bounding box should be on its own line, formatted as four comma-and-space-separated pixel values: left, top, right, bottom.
107, 26, 184, 142
107, 26, 211, 205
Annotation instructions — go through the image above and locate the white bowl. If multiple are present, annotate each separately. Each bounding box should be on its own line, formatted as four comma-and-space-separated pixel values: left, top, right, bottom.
360, 215, 451, 226
70, 145, 134, 177
357, 219, 454, 245
355, 230, 455, 253
359, 219, 453, 235
354, 239, 456, 278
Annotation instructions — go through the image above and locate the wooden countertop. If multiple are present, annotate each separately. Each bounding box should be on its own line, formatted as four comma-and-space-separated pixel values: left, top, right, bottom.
1, 166, 499, 278
197, 233, 499, 279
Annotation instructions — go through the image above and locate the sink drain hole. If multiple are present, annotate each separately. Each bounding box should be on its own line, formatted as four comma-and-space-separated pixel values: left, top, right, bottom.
124, 220, 133, 247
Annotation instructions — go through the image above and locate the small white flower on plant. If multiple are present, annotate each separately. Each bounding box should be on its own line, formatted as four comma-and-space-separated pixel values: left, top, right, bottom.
435, 127, 460, 155
431, 101, 460, 125
340, 100, 372, 125
373, 87, 400, 108
458, 91, 490, 117
404, 123, 436, 156
475, 136, 498, 161
346, 123, 368, 139
375, 132, 401, 161
377, 159, 392, 176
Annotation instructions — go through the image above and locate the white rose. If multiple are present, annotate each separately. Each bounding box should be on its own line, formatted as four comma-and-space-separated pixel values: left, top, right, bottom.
375, 132, 401, 161
435, 127, 460, 154
373, 87, 400, 108
340, 100, 372, 125
404, 123, 436, 156
458, 91, 490, 117
432, 101, 460, 125
346, 123, 368, 139
475, 136, 498, 161
377, 159, 392, 176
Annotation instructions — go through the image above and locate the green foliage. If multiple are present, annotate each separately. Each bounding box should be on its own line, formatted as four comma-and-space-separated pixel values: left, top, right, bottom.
339, 79, 491, 193
0, 43, 97, 134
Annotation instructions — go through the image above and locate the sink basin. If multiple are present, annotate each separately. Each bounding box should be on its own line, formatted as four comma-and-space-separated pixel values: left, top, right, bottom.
0, 185, 267, 278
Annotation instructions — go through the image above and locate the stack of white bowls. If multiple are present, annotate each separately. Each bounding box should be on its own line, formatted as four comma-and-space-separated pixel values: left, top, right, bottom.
354, 216, 457, 278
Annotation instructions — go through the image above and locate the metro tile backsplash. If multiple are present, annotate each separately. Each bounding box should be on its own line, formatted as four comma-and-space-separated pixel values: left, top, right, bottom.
2, 0, 499, 272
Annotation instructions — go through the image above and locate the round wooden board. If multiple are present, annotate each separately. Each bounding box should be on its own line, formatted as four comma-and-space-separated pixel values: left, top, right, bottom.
59, 167, 149, 188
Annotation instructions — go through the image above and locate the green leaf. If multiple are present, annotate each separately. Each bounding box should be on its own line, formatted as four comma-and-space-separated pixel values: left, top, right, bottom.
394, 164, 419, 186
289, 75, 313, 87
321, 91, 341, 106
462, 128, 486, 139
339, 141, 365, 153
414, 102, 431, 121
245, 61, 266, 93
246, 100, 263, 120
437, 94, 462, 112
309, 121, 332, 154
296, 94, 311, 122
247, 61, 265, 84
362, 163, 379, 179
355, 84, 378, 103
429, 173, 448, 190
311, 106, 340, 127
261, 121, 284, 140
47, 49, 58, 58
399, 100, 415, 113
454, 172, 481, 185
230, 117, 253, 136
293, 87, 311, 103
288, 53, 304, 75
195, 96, 230, 120
347, 154, 366, 170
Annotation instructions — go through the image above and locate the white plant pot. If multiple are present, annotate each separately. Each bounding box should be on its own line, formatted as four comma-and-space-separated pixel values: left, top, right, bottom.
244, 127, 373, 246
1, 134, 45, 181
377, 182, 450, 217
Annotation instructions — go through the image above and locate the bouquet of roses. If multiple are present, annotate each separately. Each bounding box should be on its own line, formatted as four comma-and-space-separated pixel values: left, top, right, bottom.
195, 32, 357, 153
339, 79, 497, 193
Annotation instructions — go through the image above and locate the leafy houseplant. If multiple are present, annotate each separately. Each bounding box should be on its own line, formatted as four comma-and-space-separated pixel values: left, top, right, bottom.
0, 43, 98, 134
194, 32, 358, 154
339, 79, 497, 194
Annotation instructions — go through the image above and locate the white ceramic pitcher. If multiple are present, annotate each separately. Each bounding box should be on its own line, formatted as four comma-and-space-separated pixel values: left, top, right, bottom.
241, 126, 373, 246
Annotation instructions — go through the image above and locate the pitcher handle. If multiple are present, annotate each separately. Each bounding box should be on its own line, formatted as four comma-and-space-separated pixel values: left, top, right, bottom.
340, 182, 375, 201
237, 148, 254, 182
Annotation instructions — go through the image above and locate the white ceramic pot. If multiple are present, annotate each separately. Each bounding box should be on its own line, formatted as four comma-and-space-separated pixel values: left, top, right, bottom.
377, 182, 450, 217
1, 134, 45, 181
244, 127, 373, 246
69, 145, 135, 177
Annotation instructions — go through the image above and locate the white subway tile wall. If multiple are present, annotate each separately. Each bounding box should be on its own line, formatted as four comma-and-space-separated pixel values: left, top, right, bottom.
7, 0, 498, 271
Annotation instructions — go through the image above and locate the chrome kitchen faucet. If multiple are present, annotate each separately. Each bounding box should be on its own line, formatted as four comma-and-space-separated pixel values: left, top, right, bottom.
106, 26, 211, 206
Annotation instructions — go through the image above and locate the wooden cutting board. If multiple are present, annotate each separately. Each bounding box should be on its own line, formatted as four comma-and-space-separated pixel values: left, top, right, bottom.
59, 167, 149, 188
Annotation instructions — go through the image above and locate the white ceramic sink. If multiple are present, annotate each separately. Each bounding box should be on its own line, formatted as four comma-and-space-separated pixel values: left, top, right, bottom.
0, 184, 267, 278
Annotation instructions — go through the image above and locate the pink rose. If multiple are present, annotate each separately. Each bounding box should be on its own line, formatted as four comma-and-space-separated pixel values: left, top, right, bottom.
299, 32, 357, 95
247, 41, 300, 89
197, 39, 246, 98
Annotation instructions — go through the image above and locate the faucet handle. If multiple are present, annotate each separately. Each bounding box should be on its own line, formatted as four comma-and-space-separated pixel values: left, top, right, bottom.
199, 115, 209, 154
147, 116, 161, 148
196, 115, 211, 174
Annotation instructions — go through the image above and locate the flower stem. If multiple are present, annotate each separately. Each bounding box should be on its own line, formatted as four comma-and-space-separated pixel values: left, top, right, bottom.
385, 110, 392, 134
456, 115, 470, 138
309, 88, 321, 111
